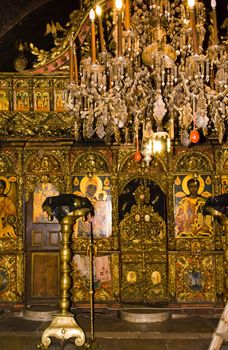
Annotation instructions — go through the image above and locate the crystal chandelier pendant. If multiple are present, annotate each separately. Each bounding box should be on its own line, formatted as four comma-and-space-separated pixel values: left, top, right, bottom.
62, 0, 227, 146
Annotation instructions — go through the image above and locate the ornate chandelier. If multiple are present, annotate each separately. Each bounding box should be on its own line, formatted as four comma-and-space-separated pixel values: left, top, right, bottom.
64, 0, 227, 162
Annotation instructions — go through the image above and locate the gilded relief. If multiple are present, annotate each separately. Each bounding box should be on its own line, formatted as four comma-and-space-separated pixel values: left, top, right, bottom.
73, 175, 112, 238
26, 154, 62, 174
0, 267, 9, 292
174, 175, 213, 238
71, 254, 113, 302
0, 176, 17, 239
120, 181, 167, 303
127, 271, 137, 284
151, 271, 161, 285
175, 255, 215, 302
0, 255, 22, 301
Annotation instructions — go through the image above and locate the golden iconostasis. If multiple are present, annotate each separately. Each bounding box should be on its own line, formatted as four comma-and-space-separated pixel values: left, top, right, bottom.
0, 144, 226, 306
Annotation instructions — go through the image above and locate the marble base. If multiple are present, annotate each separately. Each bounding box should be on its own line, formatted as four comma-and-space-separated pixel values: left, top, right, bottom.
119, 309, 170, 323
23, 305, 59, 321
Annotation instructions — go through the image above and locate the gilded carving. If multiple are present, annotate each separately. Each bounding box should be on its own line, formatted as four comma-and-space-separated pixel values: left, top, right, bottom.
120, 183, 167, 303
175, 255, 215, 302
0, 79, 11, 89
119, 150, 167, 175
167, 174, 175, 250
127, 271, 137, 284
174, 151, 213, 173
215, 148, 228, 174
0, 139, 225, 306
0, 255, 23, 301
151, 271, 161, 285
120, 183, 166, 251
215, 253, 224, 297
0, 150, 18, 173
72, 151, 110, 174
175, 239, 191, 251
16, 254, 24, 299
121, 259, 168, 302
110, 253, 120, 301
0, 111, 76, 138
144, 263, 167, 300
27, 154, 62, 173
168, 253, 176, 299
13, 78, 32, 89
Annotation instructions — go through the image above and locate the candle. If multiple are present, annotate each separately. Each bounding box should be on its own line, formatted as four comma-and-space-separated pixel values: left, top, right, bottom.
70, 41, 74, 83
211, 0, 218, 45
73, 44, 79, 85
89, 9, 96, 64
96, 5, 105, 52
116, 0, 123, 57
188, 0, 199, 55
125, 0, 130, 31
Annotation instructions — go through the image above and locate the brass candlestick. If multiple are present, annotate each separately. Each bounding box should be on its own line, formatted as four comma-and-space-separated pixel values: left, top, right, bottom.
39, 194, 94, 349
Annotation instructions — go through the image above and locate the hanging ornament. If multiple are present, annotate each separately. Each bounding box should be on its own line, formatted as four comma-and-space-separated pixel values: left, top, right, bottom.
190, 129, 200, 143
134, 116, 141, 162
190, 96, 200, 144
134, 150, 142, 162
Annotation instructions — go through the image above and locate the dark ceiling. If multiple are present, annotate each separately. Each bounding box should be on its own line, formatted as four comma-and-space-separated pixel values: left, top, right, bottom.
0, 0, 80, 72
0, 0, 227, 72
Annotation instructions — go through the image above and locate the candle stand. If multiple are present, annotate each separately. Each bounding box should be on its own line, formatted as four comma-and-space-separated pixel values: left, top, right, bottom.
39, 194, 94, 350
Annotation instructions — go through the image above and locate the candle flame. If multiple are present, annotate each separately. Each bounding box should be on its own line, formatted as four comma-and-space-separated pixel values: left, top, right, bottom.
96, 5, 102, 17
115, 0, 122, 11
89, 9, 95, 21
211, 0, 216, 9
188, 0, 195, 9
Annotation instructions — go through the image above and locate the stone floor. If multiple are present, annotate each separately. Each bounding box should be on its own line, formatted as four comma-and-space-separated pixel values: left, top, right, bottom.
0, 306, 228, 350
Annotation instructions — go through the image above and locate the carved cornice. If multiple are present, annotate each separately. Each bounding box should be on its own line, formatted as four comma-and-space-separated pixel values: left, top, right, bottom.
0, 111, 75, 139
173, 148, 214, 173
